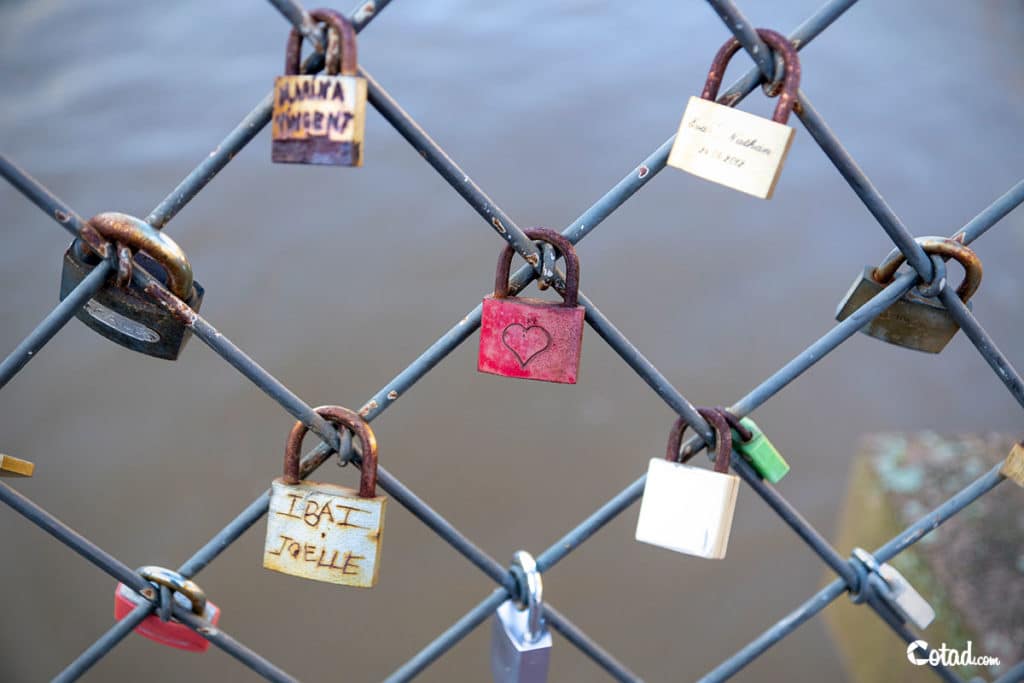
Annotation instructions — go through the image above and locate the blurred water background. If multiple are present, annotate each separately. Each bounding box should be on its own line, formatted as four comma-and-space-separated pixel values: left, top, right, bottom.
1, 0, 1022, 680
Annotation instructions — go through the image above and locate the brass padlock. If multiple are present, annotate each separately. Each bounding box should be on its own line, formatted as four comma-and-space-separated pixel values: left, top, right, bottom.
271, 8, 366, 166
264, 405, 386, 587
835, 236, 982, 353
667, 28, 801, 199
1001, 441, 1024, 487
59, 213, 204, 360
0, 454, 34, 477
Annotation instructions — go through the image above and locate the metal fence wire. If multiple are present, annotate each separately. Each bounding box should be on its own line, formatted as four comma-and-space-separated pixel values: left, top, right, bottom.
1, 0, 1023, 681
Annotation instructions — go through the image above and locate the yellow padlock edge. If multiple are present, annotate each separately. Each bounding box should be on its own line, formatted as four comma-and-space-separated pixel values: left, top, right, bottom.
0, 454, 34, 477
999, 442, 1024, 488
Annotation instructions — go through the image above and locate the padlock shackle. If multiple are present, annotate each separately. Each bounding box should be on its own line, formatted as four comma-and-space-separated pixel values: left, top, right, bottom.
700, 28, 801, 125
283, 405, 378, 498
136, 566, 207, 616
86, 213, 194, 300
871, 236, 982, 303
284, 8, 357, 76
510, 550, 545, 642
716, 407, 754, 443
493, 228, 580, 307
666, 407, 732, 474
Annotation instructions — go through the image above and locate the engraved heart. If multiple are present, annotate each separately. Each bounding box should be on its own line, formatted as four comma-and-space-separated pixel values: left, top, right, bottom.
501, 324, 552, 368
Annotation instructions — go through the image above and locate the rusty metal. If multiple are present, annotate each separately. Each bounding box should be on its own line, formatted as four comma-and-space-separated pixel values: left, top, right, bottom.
835, 237, 984, 354
493, 229, 579, 306
872, 236, 982, 303
284, 405, 378, 498
115, 243, 133, 289
666, 407, 732, 474
272, 8, 365, 166
137, 566, 208, 615
716, 408, 754, 443
480, 228, 585, 384
86, 213, 193, 299
700, 28, 801, 124
284, 8, 357, 76
59, 213, 204, 360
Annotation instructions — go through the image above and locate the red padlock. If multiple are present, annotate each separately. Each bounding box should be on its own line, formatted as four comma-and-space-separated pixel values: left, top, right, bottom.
478, 229, 585, 384
114, 566, 220, 652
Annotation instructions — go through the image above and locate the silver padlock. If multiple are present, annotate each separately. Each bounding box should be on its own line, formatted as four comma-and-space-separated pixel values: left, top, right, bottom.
853, 548, 935, 629
491, 551, 552, 683
635, 408, 739, 559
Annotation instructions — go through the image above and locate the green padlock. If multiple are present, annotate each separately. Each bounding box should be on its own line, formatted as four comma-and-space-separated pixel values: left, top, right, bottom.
719, 410, 790, 484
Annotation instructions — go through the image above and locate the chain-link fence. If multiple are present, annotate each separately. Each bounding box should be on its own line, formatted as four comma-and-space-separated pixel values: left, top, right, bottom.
1, 0, 1023, 681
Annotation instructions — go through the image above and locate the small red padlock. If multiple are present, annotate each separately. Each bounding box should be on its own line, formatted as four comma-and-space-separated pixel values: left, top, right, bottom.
114, 566, 220, 652
478, 228, 585, 384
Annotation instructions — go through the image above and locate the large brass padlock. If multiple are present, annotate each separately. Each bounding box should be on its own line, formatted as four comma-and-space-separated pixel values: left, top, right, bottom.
835, 236, 982, 353
667, 28, 801, 199
478, 229, 585, 384
272, 8, 366, 166
264, 406, 386, 587
59, 213, 204, 360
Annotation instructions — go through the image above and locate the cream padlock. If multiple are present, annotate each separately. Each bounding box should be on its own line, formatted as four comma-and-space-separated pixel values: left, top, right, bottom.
667, 29, 801, 199
635, 407, 739, 559
264, 405, 386, 587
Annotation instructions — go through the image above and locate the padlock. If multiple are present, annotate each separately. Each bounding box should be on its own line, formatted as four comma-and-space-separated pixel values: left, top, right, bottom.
491, 551, 552, 683
852, 548, 935, 629
478, 229, 585, 384
667, 29, 801, 199
1000, 441, 1024, 487
272, 8, 366, 166
635, 408, 740, 559
59, 212, 204, 360
835, 236, 982, 353
264, 405, 386, 587
0, 453, 34, 477
113, 566, 220, 652
718, 409, 790, 484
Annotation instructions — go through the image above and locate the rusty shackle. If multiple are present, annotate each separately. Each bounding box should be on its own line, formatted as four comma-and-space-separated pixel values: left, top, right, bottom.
701, 28, 801, 125
716, 407, 754, 444
494, 228, 580, 307
284, 8, 357, 77
85, 212, 194, 300
666, 407, 733, 474
283, 405, 378, 498
872, 236, 982, 303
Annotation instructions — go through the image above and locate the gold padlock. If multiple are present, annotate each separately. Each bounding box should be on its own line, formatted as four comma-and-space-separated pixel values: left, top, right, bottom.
667, 28, 801, 199
1001, 442, 1024, 488
0, 453, 34, 477
271, 8, 367, 166
263, 406, 386, 587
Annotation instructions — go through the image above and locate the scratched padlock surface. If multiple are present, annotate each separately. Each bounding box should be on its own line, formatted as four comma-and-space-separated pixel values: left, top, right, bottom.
264, 479, 386, 587
478, 296, 585, 384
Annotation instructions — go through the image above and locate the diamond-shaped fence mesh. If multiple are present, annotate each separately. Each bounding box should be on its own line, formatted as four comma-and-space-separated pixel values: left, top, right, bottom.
1, 0, 1022, 681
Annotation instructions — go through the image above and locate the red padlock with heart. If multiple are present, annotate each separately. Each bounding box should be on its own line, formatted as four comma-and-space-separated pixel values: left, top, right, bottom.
478, 228, 585, 384
113, 566, 220, 652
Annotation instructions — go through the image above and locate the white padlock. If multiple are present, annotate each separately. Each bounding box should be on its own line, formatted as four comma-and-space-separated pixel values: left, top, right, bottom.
635, 408, 739, 559
667, 28, 801, 199
853, 548, 935, 630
